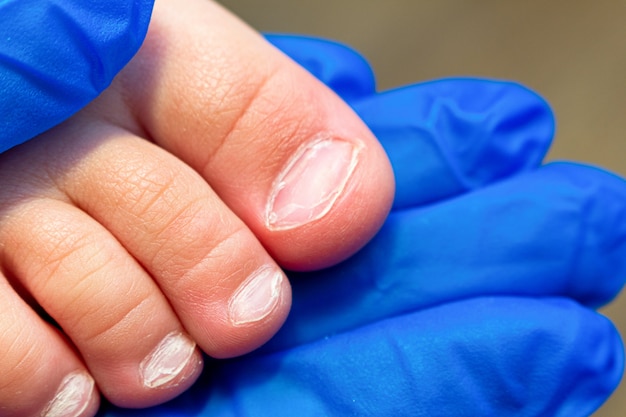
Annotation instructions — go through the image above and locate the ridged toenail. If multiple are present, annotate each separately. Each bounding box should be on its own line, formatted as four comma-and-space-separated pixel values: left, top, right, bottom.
266, 136, 362, 230
41, 371, 94, 417
140, 332, 196, 389
228, 265, 284, 326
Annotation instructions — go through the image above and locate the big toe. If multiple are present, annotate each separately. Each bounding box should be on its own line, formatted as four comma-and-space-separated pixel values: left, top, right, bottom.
110, 0, 394, 270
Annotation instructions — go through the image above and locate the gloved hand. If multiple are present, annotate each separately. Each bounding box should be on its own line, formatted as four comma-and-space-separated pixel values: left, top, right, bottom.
97, 35, 626, 417
0, 0, 154, 153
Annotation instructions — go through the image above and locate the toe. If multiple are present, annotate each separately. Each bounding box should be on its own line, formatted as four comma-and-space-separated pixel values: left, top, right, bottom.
0, 147, 202, 407
0, 277, 98, 417
113, 0, 394, 270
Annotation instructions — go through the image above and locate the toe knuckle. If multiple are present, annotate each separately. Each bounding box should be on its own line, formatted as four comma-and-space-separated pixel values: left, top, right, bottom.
75, 288, 154, 347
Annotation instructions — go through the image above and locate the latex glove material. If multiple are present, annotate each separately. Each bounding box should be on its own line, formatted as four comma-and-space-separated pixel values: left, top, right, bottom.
352, 79, 554, 208
105, 297, 620, 417
96, 35, 625, 417
0, 0, 154, 153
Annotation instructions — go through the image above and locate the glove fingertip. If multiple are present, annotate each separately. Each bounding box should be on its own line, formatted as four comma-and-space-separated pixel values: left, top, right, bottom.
543, 162, 626, 308
547, 299, 624, 417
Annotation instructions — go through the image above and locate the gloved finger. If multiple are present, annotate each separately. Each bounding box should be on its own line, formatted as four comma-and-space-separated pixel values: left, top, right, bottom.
0, 0, 154, 153
352, 78, 555, 208
98, 297, 623, 417
265, 34, 375, 101
267, 162, 626, 350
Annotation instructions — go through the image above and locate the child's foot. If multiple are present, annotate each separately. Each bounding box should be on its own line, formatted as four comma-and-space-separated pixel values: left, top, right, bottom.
0, 0, 393, 415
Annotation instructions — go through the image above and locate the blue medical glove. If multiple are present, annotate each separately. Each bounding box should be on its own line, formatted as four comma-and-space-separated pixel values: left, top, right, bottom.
0, 0, 154, 153
98, 35, 626, 417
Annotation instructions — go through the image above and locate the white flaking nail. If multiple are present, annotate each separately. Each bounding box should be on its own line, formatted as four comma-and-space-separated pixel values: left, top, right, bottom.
140, 332, 196, 389
41, 371, 94, 417
228, 265, 283, 326
266, 136, 362, 230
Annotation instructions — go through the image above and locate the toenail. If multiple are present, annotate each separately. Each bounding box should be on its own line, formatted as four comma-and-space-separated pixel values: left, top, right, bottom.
266, 136, 362, 230
228, 265, 284, 326
41, 371, 94, 417
140, 332, 196, 389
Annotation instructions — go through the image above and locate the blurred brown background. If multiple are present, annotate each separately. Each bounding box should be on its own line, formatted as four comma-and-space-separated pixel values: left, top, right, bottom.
219, 1, 626, 415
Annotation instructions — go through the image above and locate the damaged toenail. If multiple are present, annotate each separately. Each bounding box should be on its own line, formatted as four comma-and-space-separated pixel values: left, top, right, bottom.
41, 371, 94, 417
266, 136, 362, 230
140, 332, 196, 389
228, 265, 284, 326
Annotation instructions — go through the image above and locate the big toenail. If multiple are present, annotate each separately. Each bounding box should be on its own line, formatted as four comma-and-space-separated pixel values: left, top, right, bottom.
266, 136, 362, 230
41, 371, 94, 417
140, 332, 196, 389
228, 265, 284, 326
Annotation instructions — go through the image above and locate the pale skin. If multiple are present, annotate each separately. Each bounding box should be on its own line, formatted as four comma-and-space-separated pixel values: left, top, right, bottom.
0, 0, 394, 416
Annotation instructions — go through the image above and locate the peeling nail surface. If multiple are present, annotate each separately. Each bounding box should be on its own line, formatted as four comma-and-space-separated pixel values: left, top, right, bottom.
140, 332, 196, 389
41, 371, 94, 417
229, 265, 283, 326
266, 137, 362, 230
